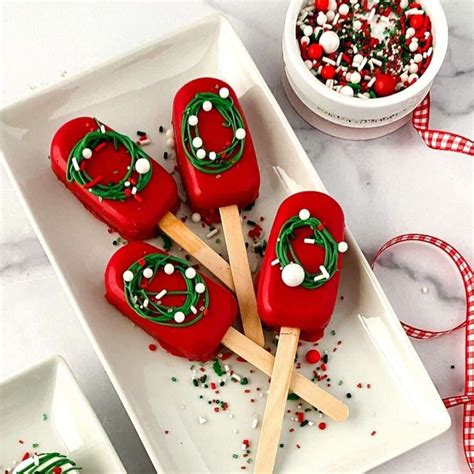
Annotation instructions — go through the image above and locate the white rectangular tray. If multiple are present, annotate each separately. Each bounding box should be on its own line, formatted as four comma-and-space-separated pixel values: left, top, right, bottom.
0, 14, 450, 473
0, 356, 125, 472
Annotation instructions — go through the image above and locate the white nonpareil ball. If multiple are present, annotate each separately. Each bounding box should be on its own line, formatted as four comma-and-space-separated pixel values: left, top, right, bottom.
340, 85, 354, 97
135, 158, 151, 174
191, 212, 201, 223
185, 267, 197, 279
195, 282, 206, 294
165, 128, 174, 138
164, 263, 175, 275
143, 267, 153, 279
208, 151, 217, 161
192, 136, 203, 148
328, 0, 337, 11
299, 208, 310, 220
166, 138, 175, 148
219, 87, 230, 99
350, 72, 361, 84
174, 311, 185, 323
281, 263, 305, 287
196, 149, 206, 159
338, 3, 349, 15
82, 148, 93, 159
235, 128, 246, 140
338, 241, 349, 253
123, 270, 134, 282
303, 25, 313, 37
188, 115, 199, 126
202, 101, 213, 112
319, 31, 340, 54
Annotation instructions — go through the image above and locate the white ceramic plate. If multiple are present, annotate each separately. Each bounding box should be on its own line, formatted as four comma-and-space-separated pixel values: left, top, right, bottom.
0, 356, 125, 473
0, 14, 450, 473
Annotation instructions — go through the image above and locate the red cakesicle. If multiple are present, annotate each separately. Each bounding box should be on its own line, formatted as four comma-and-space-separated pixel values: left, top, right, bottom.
104, 243, 349, 421
172, 78, 265, 347
51, 117, 179, 241
105, 241, 237, 361
257, 191, 346, 341
255, 191, 347, 473
172, 77, 260, 223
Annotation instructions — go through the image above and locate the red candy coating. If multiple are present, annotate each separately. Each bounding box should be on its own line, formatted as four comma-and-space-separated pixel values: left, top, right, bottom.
308, 43, 323, 60
50, 117, 179, 240
374, 74, 397, 97
172, 78, 260, 223
314, 0, 329, 11
305, 349, 321, 364
105, 241, 238, 361
409, 15, 424, 29
321, 65, 336, 80
256, 192, 345, 341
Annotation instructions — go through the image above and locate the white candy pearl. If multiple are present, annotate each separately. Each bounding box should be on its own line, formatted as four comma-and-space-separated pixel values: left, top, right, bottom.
409, 41, 418, 52
195, 282, 206, 294
235, 128, 246, 140
192, 136, 203, 148
143, 268, 153, 278
409, 63, 419, 74
353, 20, 362, 31
135, 158, 151, 174
304, 59, 313, 69
166, 138, 175, 148
317, 13, 327, 25
350, 71, 361, 84
408, 73, 419, 83
123, 270, 134, 282
299, 208, 310, 220
340, 85, 354, 97
174, 311, 185, 323
319, 31, 340, 54
328, 0, 337, 11
303, 25, 313, 37
301, 36, 310, 46
196, 149, 206, 159
338, 3, 349, 15
281, 263, 305, 287
414, 54, 423, 63
185, 267, 197, 279
164, 263, 175, 275
191, 212, 201, 223
219, 87, 230, 99
353, 53, 363, 64
202, 101, 213, 112
338, 241, 349, 253
326, 10, 335, 21
406, 27, 415, 39
400, 0, 409, 8
208, 151, 217, 161
188, 115, 198, 126
165, 129, 174, 138
82, 148, 93, 159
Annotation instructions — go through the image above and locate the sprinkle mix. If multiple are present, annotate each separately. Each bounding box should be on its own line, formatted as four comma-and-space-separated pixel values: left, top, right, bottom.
296, 0, 433, 98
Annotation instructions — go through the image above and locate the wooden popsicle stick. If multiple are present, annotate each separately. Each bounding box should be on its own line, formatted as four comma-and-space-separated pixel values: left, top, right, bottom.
220, 205, 265, 347
255, 327, 301, 473
221, 327, 349, 421
158, 211, 234, 290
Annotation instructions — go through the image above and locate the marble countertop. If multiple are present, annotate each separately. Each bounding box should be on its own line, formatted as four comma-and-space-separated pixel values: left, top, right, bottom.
1, 1, 472, 472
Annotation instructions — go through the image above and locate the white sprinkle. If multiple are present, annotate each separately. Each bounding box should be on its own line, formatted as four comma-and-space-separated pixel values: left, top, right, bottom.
206, 228, 219, 239
100, 125, 106, 134
308, 421, 315, 426
299, 208, 310, 220
190, 305, 198, 314
322, 57, 336, 66
332, 13, 340, 25
192, 136, 203, 148
224, 364, 230, 372
138, 138, 151, 146
164, 263, 175, 275
82, 148, 92, 159
368, 8, 375, 22
195, 282, 206, 294
208, 151, 217, 161
143, 267, 153, 278
357, 57, 368, 71
235, 128, 246, 140
252, 417, 259, 429
219, 87, 230, 99
232, 373, 242, 382
174, 311, 185, 323
427, 47, 433, 57
304, 238, 316, 244
271, 258, 280, 266
303, 25, 313, 36
198, 416, 207, 425
233, 429, 239, 434
123, 270, 134, 282
421, 287, 429, 294
131, 186, 137, 195
185, 267, 197, 279
229, 413, 234, 419
196, 148, 206, 159
202, 100, 213, 112
320, 265, 330, 279
155, 289, 167, 300
336, 53, 343, 66
338, 241, 349, 253
371, 58, 382, 67
406, 8, 424, 15
72, 157, 80, 171
367, 77, 376, 88
188, 115, 198, 126
143, 299, 149, 308
191, 212, 201, 223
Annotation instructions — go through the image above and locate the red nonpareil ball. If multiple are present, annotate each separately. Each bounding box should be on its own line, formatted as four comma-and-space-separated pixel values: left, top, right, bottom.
305, 349, 321, 364
308, 43, 323, 60
314, 0, 329, 11
409, 14, 424, 29
321, 65, 336, 80
374, 73, 396, 97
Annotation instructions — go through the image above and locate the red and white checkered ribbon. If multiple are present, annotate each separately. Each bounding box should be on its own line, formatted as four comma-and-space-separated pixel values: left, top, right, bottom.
413, 94, 474, 156
372, 234, 474, 471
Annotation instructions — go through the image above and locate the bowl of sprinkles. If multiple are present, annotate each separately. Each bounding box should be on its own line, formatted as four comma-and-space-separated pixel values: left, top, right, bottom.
282, 0, 448, 138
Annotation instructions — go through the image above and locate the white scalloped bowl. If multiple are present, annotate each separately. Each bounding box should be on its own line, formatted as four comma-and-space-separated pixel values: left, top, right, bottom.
283, 0, 448, 130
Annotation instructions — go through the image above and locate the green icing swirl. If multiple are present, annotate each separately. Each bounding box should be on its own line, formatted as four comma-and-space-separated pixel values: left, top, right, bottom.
13, 452, 81, 473
275, 214, 338, 289
66, 119, 152, 201
181, 92, 245, 174
124, 253, 209, 327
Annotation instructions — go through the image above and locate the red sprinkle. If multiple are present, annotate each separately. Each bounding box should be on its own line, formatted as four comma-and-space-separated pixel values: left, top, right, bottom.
318, 422, 327, 430
53, 468, 62, 474
21, 452, 30, 461
148, 343, 157, 352
371, 431, 377, 436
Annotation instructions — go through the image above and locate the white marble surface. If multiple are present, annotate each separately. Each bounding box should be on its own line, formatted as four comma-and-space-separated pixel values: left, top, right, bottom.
1, 1, 472, 472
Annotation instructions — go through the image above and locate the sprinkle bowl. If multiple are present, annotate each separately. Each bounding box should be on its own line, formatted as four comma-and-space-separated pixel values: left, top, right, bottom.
282, 0, 448, 138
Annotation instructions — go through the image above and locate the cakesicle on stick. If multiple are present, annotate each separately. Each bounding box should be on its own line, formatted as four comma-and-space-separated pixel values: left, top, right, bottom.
50, 117, 233, 288
173, 78, 264, 346
255, 191, 348, 472
105, 241, 348, 418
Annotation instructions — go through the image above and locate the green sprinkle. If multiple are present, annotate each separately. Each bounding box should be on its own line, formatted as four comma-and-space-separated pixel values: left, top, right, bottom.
346, 393, 352, 399
287, 393, 300, 401
32, 443, 39, 448
158, 232, 173, 251
42, 414, 48, 421
193, 379, 199, 387
213, 359, 225, 376
247, 459, 253, 464
171, 377, 177, 382
300, 420, 309, 427
330, 330, 336, 336
159, 126, 164, 133
240, 377, 249, 385
215, 238, 221, 244
338, 380, 344, 386
199, 375, 207, 383
233, 454, 239, 459
279, 443, 285, 448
